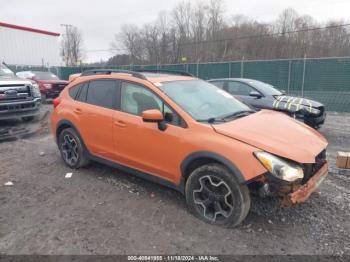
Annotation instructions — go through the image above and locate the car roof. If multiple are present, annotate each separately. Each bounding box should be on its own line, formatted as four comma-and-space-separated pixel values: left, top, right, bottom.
143, 73, 197, 83
209, 78, 257, 83
73, 70, 197, 84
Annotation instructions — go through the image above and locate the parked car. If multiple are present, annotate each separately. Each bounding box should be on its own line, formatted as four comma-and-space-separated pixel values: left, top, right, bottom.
0, 63, 41, 121
209, 78, 326, 128
16, 71, 68, 102
51, 69, 328, 227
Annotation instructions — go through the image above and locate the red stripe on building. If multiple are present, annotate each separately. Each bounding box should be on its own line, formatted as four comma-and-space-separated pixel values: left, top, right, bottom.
0, 22, 60, 37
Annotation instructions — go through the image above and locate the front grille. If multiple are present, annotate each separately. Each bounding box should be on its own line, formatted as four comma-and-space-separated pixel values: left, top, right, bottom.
0, 85, 31, 101
52, 83, 67, 90
0, 101, 36, 112
302, 149, 327, 184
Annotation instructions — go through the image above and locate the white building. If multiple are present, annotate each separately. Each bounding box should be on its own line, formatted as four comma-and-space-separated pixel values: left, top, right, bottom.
0, 22, 61, 66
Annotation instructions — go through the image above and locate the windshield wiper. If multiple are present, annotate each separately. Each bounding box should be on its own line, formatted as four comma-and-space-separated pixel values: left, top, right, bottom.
197, 110, 255, 124
221, 110, 255, 120
197, 117, 227, 124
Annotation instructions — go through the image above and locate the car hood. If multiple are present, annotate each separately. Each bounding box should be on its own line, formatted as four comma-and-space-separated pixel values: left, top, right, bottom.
272, 95, 324, 113
37, 80, 68, 84
212, 110, 328, 163
0, 76, 33, 85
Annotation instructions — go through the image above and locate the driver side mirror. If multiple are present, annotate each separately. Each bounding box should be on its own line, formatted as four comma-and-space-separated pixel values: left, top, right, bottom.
142, 109, 167, 131
249, 91, 262, 99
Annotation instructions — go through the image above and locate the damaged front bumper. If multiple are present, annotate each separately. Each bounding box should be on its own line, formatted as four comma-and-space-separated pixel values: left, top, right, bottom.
281, 162, 328, 206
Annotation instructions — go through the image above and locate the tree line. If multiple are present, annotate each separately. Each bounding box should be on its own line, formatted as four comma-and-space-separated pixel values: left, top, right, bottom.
107, 0, 350, 66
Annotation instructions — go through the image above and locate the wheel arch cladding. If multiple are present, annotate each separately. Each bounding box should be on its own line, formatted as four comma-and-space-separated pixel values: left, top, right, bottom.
180, 151, 246, 190
56, 120, 81, 142
56, 120, 91, 156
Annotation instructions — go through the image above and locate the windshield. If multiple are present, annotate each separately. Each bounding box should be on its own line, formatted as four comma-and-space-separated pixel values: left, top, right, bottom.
34, 72, 59, 80
247, 80, 283, 96
0, 64, 15, 77
158, 80, 251, 122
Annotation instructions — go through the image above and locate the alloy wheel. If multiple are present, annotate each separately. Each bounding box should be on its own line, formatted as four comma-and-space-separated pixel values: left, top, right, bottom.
193, 175, 234, 222
61, 134, 79, 166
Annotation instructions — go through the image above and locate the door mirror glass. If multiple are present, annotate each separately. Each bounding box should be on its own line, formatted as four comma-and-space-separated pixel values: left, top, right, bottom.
249, 91, 262, 98
142, 109, 164, 122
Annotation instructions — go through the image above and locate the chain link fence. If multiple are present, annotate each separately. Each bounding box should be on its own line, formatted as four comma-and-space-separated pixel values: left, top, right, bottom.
9, 56, 350, 112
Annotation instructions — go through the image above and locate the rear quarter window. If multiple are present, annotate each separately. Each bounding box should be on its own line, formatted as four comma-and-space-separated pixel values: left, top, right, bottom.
68, 83, 82, 99
76, 83, 88, 102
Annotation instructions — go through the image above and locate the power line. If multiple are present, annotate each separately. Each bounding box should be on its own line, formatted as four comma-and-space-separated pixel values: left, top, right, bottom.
86, 48, 127, 53
85, 23, 350, 53
179, 23, 350, 46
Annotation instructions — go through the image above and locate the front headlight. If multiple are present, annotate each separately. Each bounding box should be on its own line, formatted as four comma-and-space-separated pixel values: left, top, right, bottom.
31, 83, 41, 98
254, 151, 304, 182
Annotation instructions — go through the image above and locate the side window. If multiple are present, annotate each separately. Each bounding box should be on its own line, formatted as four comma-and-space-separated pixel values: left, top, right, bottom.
227, 82, 255, 96
86, 80, 116, 109
69, 83, 82, 99
210, 81, 225, 89
76, 83, 88, 102
121, 82, 181, 126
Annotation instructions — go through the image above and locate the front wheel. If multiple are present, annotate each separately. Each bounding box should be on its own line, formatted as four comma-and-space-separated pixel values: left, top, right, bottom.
185, 164, 251, 227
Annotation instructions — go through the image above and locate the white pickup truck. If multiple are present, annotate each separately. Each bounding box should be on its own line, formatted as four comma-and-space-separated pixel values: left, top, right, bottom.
0, 63, 41, 121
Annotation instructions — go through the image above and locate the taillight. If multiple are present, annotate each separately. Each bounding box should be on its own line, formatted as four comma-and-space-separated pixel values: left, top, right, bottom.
53, 97, 61, 108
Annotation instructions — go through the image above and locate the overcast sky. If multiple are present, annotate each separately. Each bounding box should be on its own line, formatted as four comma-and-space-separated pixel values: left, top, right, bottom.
1, 0, 349, 63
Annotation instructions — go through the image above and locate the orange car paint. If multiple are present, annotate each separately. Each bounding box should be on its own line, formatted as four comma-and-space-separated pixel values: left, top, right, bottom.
51, 73, 328, 189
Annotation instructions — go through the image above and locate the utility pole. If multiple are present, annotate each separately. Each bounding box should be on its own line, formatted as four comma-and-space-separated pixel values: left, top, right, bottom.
60, 24, 73, 66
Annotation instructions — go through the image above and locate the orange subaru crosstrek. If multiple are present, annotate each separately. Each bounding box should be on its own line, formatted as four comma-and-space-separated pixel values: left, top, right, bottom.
51, 69, 328, 227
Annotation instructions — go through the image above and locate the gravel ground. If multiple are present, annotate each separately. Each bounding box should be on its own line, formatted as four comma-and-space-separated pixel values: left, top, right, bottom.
0, 107, 349, 255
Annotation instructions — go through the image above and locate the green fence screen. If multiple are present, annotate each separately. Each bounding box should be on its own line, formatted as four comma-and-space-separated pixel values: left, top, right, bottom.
10, 57, 350, 112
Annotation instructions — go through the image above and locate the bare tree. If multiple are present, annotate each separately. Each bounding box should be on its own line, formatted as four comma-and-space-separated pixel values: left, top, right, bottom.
60, 26, 84, 66
116, 24, 145, 65
109, 1, 350, 66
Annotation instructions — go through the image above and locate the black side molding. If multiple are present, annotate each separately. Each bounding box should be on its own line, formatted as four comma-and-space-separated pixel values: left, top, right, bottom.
180, 151, 246, 190
88, 154, 181, 193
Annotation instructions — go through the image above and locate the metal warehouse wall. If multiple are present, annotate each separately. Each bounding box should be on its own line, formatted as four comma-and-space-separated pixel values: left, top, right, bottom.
0, 26, 61, 66
10, 56, 350, 112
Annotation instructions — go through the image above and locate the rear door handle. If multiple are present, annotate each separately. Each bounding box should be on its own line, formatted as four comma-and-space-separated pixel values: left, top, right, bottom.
114, 120, 126, 128
74, 108, 83, 114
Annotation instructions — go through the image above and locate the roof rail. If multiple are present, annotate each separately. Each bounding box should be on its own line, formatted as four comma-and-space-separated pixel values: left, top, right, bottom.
80, 69, 147, 80
136, 69, 194, 77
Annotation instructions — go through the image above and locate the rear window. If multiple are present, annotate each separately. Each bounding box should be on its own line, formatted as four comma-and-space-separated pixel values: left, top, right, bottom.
33, 72, 59, 80
69, 83, 82, 99
210, 81, 225, 89
86, 80, 116, 109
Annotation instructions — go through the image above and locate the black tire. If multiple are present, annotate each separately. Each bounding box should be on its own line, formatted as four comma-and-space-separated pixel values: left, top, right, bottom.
58, 128, 90, 169
22, 116, 35, 122
185, 164, 251, 227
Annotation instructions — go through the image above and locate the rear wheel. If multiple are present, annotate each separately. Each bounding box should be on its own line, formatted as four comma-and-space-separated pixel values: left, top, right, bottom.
58, 128, 90, 169
185, 164, 250, 227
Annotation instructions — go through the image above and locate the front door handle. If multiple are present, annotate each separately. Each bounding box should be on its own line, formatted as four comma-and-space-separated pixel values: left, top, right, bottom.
114, 120, 126, 128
